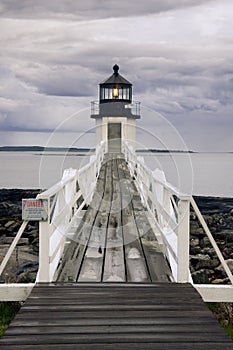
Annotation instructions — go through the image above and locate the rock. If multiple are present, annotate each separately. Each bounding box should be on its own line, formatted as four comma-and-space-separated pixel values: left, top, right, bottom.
199, 237, 211, 248
17, 272, 37, 283
215, 259, 233, 279
203, 215, 213, 226
212, 278, 226, 284
32, 237, 39, 252
196, 228, 205, 237
4, 220, 15, 228
211, 258, 220, 269
26, 224, 39, 232
190, 254, 212, 269
224, 259, 233, 272
16, 261, 39, 275
190, 213, 197, 220
190, 221, 200, 231
223, 247, 233, 259
190, 246, 202, 254
202, 247, 217, 258
214, 230, 233, 242
190, 238, 199, 247
191, 269, 210, 284
7, 222, 21, 233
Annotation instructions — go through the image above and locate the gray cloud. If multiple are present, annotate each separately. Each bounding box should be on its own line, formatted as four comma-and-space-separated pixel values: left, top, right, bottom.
0, 0, 213, 20
0, 0, 232, 151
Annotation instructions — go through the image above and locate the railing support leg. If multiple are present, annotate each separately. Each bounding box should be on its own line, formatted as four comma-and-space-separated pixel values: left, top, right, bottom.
177, 199, 190, 282
37, 221, 50, 282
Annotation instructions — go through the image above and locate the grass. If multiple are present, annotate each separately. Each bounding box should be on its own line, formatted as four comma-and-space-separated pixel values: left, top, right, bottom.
222, 324, 233, 340
207, 302, 233, 340
0, 302, 21, 337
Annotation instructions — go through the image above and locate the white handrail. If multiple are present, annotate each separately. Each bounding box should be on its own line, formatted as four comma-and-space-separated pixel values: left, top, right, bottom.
122, 140, 233, 291
37, 141, 107, 282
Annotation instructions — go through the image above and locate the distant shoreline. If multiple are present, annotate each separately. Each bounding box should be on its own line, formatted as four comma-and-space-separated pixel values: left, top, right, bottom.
0, 146, 195, 153
0, 146, 94, 152
0, 146, 232, 153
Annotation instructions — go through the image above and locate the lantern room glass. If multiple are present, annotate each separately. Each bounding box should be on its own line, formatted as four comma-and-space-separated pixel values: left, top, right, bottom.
100, 86, 131, 102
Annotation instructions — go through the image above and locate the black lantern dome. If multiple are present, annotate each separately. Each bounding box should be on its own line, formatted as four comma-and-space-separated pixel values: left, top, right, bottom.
99, 65, 132, 104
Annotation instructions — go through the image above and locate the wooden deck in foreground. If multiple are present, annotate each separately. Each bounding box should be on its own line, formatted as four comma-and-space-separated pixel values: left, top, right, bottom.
55, 153, 172, 283
1, 283, 232, 349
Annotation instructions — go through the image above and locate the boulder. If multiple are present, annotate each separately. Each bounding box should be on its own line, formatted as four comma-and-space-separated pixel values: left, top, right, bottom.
191, 269, 210, 284
190, 254, 212, 269
190, 238, 199, 247
4, 220, 15, 228
199, 237, 211, 248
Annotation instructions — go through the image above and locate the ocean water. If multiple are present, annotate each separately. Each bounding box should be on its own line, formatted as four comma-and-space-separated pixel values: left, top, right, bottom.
0, 151, 232, 197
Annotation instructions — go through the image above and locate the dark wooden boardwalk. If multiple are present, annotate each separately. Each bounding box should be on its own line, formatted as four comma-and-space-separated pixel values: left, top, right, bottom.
1, 283, 232, 349
55, 154, 172, 283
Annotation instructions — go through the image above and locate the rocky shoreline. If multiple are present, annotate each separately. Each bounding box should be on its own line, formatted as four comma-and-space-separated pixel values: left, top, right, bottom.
0, 189, 40, 283
0, 189, 232, 284
190, 196, 233, 284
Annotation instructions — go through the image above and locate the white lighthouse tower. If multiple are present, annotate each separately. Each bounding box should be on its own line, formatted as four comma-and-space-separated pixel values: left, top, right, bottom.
91, 65, 140, 152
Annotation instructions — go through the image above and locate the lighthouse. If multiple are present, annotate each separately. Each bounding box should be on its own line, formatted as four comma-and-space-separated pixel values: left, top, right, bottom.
91, 65, 140, 152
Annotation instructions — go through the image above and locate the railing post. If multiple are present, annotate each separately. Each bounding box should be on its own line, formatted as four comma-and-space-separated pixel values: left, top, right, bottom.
37, 220, 50, 282
177, 198, 190, 282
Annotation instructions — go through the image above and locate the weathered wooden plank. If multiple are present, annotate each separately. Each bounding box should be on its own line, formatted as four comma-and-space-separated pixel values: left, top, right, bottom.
11, 316, 218, 327
1, 342, 232, 350
1, 332, 231, 344
1, 343, 232, 350
6, 324, 226, 336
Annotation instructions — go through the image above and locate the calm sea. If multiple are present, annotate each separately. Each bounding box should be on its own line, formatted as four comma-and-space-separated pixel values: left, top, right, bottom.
0, 151, 232, 197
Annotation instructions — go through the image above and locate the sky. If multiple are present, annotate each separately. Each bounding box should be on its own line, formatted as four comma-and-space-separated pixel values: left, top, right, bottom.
0, 0, 232, 151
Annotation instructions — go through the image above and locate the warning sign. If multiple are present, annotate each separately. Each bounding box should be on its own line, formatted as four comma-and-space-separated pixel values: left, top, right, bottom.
22, 199, 48, 221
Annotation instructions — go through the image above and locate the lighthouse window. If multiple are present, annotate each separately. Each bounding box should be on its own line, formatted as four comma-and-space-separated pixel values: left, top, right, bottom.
119, 88, 123, 99
100, 86, 131, 101
122, 88, 129, 100
109, 89, 113, 99
100, 88, 104, 100
104, 88, 109, 99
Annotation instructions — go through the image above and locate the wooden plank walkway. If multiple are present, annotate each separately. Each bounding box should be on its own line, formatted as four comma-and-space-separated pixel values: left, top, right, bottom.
1, 283, 232, 349
55, 153, 172, 283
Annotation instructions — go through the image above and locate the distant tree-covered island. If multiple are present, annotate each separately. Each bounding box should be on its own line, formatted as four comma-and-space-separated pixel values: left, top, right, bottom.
0, 146, 94, 152
0, 146, 196, 153
136, 149, 196, 153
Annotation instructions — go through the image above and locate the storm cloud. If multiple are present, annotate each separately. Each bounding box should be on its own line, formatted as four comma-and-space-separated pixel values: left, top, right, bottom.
0, 0, 232, 151
0, 0, 214, 20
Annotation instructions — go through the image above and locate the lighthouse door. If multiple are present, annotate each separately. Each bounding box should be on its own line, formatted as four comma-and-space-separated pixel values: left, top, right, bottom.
108, 123, 121, 153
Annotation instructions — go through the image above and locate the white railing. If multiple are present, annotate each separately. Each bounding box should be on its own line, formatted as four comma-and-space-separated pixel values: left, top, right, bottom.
78, 141, 106, 204
37, 141, 106, 283
123, 141, 233, 302
0, 142, 107, 300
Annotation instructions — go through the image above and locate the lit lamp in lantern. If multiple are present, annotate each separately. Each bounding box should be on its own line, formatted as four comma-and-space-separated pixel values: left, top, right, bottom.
113, 86, 119, 98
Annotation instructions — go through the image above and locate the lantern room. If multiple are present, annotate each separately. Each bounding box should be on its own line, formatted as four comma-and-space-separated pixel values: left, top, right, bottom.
99, 64, 132, 103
